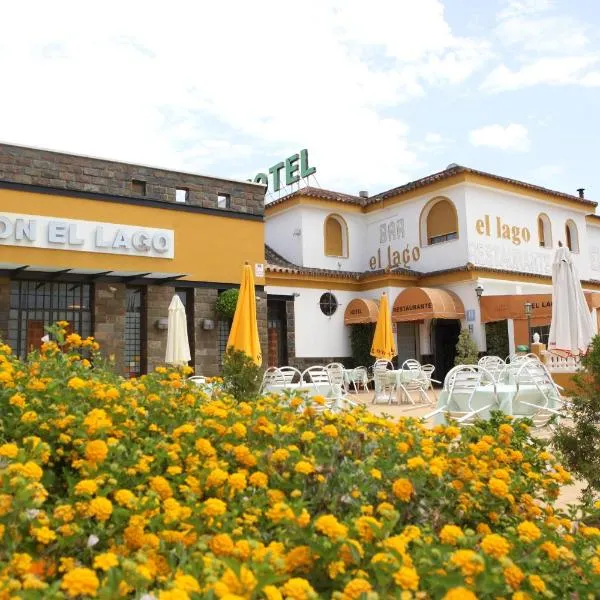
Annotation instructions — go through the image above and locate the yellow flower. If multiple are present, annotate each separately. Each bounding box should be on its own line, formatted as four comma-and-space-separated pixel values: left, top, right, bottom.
321, 424, 338, 438
21, 461, 43, 480
315, 514, 348, 541
481, 533, 511, 559
355, 516, 381, 542
528, 574, 546, 592
11, 553, 33, 575
93, 552, 118, 571
393, 566, 419, 590
31, 526, 57, 544
488, 477, 509, 498
9, 393, 26, 408
439, 525, 464, 545
450, 550, 484, 577
280, 577, 317, 600
443, 588, 478, 600
61, 567, 99, 598
407, 456, 426, 470
300, 431, 316, 443
85, 440, 108, 464
89, 497, 113, 521
174, 574, 201, 593
504, 564, 525, 589
341, 578, 372, 599
249, 471, 268, 488
114, 489, 136, 508
272, 448, 290, 462
392, 478, 414, 502
159, 591, 190, 600
229, 472, 247, 491
207, 468, 229, 488
295, 460, 315, 475
150, 476, 173, 500
203, 498, 227, 517
67, 377, 86, 390
517, 521, 541, 543
0, 443, 18, 458
263, 585, 283, 600
209, 533, 235, 556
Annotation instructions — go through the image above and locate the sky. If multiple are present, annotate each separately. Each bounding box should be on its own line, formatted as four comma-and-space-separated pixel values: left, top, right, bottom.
1, 0, 599, 203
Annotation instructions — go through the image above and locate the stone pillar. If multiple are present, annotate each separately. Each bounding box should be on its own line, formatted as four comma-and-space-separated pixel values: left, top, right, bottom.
194, 288, 219, 376
146, 285, 175, 373
531, 342, 547, 363
0, 278, 10, 343
94, 283, 126, 374
286, 299, 296, 364
257, 290, 267, 370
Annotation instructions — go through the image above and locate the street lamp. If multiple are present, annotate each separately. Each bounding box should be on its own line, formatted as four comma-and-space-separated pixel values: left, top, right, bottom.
524, 302, 533, 350
475, 284, 484, 302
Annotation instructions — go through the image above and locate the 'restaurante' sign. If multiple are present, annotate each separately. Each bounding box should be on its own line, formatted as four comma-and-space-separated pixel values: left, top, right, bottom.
0, 212, 174, 259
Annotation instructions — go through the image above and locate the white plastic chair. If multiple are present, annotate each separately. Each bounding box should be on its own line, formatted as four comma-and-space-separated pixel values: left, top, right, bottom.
420, 364, 441, 393
302, 366, 333, 396
512, 360, 565, 429
401, 359, 421, 371
425, 365, 497, 424
478, 356, 506, 383
372, 369, 396, 404
260, 367, 286, 394
187, 376, 206, 387
349, 367, 369, 393
397, 372, 430, 406
325, 363, 350, 408
279, 366, 302, 385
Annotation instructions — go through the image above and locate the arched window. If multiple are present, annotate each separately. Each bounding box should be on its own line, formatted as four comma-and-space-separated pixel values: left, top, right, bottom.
537, 213, 552, 248
565, 220, 579, 252
324, 214, 348, 257
420, 197, 458, 246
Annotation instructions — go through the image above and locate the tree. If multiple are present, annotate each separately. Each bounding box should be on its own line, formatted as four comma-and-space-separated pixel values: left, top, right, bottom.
553, 335, 600, 496
454, 328, 479, 366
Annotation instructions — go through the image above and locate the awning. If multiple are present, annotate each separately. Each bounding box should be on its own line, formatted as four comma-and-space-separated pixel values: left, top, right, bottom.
392, 287, 465, 322
344, 298, 379, 325
481, 292, 600, 323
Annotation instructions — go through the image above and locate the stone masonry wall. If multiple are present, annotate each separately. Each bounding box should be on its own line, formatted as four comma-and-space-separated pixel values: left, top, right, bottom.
146, 285, 175, 373
0, 278, 10, 343
94, 283, 126, 374
0, 143, 265, 216
194, 288, 220, 376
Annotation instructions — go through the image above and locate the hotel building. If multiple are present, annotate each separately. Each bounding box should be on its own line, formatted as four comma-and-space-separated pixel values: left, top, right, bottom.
264, 165, 600, 380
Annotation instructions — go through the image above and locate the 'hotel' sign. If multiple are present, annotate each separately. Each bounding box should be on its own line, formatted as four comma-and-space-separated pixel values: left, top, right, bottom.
0, 212, 174, 258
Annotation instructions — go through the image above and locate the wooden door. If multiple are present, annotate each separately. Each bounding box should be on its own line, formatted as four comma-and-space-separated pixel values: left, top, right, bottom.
26, 320, 45, 353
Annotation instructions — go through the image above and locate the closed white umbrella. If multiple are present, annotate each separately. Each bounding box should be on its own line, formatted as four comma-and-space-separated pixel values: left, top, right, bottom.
165, 294, 191, 366
548, 246, 595, 357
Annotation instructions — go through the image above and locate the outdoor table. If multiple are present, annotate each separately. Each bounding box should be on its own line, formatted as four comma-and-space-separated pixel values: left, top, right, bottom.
432, 383, 557, 425
373, 369, 424, 404
343, 369, 368, 390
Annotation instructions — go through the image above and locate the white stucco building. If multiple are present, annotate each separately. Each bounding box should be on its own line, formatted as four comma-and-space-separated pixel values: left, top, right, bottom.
263, 164, 600, 379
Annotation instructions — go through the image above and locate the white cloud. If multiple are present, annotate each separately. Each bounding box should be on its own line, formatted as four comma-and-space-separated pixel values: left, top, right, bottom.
469, 124, 531, 152
424, 133, 443, 144
481, 56, 599, 92
483, 0, 600, 92
0, 0, 490, 194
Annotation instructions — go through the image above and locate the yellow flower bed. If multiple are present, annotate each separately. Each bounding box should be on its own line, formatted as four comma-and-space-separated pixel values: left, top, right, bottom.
0, 325, 599, 598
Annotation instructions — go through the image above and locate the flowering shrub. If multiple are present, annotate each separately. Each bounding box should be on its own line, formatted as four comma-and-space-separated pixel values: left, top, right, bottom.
0, 325, 599, 598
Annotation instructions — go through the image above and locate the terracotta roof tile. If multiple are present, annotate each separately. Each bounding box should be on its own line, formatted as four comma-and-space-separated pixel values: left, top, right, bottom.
264, 165, 597, 210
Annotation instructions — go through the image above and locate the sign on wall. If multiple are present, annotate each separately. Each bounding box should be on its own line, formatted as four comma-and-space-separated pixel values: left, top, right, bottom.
0, 212, 174, 258
475, 214, 531, 246
253, 149, 316, 192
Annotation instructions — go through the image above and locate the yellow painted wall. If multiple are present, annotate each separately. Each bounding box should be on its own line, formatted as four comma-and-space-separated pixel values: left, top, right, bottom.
0, 189, 264, 285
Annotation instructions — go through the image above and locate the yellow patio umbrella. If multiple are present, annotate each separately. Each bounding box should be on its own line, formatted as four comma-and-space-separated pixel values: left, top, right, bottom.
227, 262, 262, 366
370, 292, 397, 361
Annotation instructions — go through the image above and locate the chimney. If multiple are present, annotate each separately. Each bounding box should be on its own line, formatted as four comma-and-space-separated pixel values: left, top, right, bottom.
359, 190, 369, 198
577, 188, 585, 198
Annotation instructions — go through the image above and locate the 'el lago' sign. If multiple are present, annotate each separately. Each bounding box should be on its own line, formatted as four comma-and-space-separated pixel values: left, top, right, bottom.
0, 213, 174, 259
252, 149, 316, 192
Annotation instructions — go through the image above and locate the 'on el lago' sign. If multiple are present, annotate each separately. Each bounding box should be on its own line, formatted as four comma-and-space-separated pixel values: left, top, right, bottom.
252, 149, 316, 192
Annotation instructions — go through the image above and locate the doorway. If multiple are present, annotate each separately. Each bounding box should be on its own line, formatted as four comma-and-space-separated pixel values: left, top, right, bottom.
267, 298, 289, 367
432, 319, 461, 382
396, 322, 418, 367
